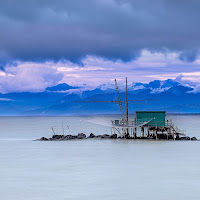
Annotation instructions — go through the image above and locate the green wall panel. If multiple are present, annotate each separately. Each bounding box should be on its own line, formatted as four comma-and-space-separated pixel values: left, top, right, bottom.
136, 111, 166, 127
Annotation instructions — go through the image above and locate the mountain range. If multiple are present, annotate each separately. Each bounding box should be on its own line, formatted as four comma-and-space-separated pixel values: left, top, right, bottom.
0, 79, 200, 115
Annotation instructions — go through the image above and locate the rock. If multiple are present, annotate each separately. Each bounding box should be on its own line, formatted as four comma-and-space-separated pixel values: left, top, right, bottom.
52, 135, 58, 139
63, 135, 74, 140
89, 133, 96, 138
61, 135, 67, 140
77, 133, 86, 139
40, 137, 48, 141
52, 135, 62, 140
125, 134, 131, 139
110, 134, 117, 139
180, 136, 190, 140
101, 134, 110, 139
191, 137, 198, 141
175, 135, 181, 140
168, 135, 174, 140
186, 136, 191, 140
58, 135, 66, 140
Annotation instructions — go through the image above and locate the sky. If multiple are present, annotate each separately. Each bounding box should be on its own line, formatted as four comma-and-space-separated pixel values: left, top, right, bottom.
1, 0, 200, 93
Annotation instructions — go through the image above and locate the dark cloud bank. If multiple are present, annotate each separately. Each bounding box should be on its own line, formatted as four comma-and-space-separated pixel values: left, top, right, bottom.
0, 0, 200, 63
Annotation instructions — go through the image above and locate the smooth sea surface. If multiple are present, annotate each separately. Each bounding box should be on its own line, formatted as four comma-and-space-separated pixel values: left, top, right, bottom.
0, 114, 200, 200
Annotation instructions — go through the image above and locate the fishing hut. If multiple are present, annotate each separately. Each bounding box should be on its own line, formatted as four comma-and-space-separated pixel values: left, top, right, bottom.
136, 111, 185, 139
111, 110, 186, 140
110, 78, 186, 140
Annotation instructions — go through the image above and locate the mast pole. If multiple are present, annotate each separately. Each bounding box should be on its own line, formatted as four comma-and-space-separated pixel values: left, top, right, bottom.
126, 77, 128, 122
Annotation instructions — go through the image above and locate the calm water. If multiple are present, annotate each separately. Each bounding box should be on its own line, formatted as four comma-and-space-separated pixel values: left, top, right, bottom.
0, 115, 200, 200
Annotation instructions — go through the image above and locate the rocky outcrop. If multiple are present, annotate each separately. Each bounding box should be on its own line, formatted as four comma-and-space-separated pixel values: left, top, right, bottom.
52, 135, 63, 140
191, 137, 198, 141
77, 133, 86, 139
101, 134, 110, 139
36, 133, 198, 141
110, 134, 117, 138
88, 133, 96, 138
180, 136, 190, 140
62, 135, 74, 140
38, 137, 48, 141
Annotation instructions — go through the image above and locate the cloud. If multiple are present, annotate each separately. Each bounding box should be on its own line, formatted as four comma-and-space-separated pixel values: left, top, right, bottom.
174, 74, 197, 87
179, 49, 199, 62
0, 50, 200, 93
0, 62, 63, 93
1, 0, 200, 63
188, 84, 200, 93
0, 98, 13, 101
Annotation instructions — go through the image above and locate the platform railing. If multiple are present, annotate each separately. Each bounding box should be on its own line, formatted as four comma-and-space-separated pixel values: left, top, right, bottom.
111, 120, 136, 127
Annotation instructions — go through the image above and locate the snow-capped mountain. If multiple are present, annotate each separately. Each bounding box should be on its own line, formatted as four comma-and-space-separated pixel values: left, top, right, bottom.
97, 79, 181, 94
0, 78, 199, 115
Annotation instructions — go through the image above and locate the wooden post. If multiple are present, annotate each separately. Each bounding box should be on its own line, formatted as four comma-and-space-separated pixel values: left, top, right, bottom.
62, 122, 64, 136
156, 130, 157, 140
51, 127, 56, 135
135, 127, 137, 138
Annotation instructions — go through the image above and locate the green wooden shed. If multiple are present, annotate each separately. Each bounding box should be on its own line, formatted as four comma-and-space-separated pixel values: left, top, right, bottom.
136, 111, 166, 127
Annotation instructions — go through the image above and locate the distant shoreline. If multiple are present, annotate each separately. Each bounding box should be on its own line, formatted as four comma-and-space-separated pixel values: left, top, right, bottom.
1, 112, 200, 117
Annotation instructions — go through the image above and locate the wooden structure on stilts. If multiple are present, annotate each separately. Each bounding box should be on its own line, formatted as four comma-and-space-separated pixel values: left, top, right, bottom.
111, 78, 186, 140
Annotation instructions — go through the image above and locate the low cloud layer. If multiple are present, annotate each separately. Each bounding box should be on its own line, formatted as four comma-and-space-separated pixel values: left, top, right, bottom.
0, 62, 63, 93
0, 51, 200, 93
1, 0, 200, 62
